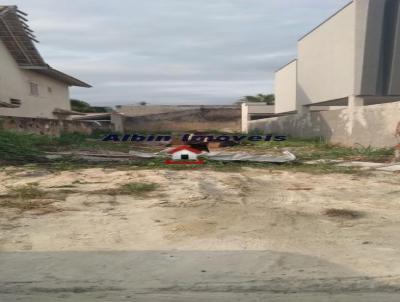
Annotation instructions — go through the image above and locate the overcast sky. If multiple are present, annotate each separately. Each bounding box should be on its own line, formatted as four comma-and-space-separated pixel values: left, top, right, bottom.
14, 0, 349, 106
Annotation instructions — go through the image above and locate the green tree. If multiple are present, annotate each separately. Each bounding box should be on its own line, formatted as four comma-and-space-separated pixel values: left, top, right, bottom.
236, 94, 275, 105
70, 99, 112, 113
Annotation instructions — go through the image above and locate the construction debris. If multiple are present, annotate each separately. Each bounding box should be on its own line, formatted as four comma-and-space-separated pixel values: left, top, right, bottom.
45, 150, 296, 164
45, 151, 160, 162
128, 150, 160, 158
203, 151, 296, 163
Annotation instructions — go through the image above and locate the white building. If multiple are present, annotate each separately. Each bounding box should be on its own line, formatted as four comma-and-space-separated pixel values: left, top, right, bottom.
275, 0, 400, 115
0, 5, 90, 119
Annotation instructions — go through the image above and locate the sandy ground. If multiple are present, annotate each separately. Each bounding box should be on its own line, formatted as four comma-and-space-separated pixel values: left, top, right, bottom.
1, 166, 400, 300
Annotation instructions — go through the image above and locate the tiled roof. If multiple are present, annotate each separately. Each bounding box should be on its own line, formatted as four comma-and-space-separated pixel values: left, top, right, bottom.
0, 5, 90, 87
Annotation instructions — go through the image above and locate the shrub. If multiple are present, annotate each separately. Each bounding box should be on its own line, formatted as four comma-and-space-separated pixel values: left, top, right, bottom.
0, 130, 50, 163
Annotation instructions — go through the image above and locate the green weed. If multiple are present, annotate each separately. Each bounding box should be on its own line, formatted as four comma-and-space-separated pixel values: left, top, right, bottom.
94, 182, 159, 196
9, 183, 45, 199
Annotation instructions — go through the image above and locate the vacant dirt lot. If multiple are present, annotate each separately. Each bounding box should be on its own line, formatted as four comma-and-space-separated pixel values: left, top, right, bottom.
1, 166, 400, 300
1, 167, 400, 270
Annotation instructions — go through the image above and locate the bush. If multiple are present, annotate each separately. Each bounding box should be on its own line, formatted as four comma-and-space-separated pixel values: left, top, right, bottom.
0, 130, 51, 163
56, 132, 87, 146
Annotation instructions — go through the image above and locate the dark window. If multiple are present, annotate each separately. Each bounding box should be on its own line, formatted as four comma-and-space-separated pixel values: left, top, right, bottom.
181, 154, 189, 160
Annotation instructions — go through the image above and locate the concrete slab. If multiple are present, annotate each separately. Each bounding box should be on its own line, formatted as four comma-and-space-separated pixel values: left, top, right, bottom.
303, 159, 344, 165
376, 164, 400, 172
1, 251, 400, 301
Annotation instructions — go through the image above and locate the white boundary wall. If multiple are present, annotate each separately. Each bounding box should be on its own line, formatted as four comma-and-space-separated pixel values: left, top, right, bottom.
248, 101, 400, 148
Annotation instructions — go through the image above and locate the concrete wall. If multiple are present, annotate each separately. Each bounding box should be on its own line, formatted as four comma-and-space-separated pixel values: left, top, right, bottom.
115, 105, 239, 117
248, 101, 400, 148
114, 107, 241, 133
275, 60, 297, 113
0, 39, 70, 119
297, 2, 356, 106
0, 116, 98, 136
115, 105, 197, 117
241, 103, 275, 133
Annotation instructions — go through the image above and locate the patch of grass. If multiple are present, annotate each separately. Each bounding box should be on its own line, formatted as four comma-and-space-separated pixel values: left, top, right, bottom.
279, 162, 367, 175
0, 199, 56, 213
0, 130, 50, 163
94, 182, 159, 196
236, 137, 325, 149
323, 208, 364, 219
1, 183, 60, 214
0, 130, 144, 166
56, 132, 87, 146
55, 138, 136, 153
207, 161, 366, 175
119, 183, 159, 194
9, 183, 45, 199
4, 152, 370, 175
207, 161, 243, 172
236, 137, 394, 163
304, 144, 394, 162
45, 158, 94, 172
49, 185, 77, 188
51, 189, 79, 195
352, 146, 394, 162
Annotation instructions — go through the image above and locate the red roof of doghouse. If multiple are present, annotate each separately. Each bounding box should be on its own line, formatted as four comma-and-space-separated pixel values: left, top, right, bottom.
168, 146, 202, 154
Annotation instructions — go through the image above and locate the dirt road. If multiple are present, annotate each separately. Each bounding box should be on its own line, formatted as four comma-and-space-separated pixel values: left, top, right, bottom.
0, 167, 400, 301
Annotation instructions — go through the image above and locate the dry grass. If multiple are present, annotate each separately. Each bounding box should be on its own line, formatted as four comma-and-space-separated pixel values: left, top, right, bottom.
0, 181, 160, 215
0, 198, 59, 214
287, 187, 314, 191
93, 182, 159, 196
0, 184, 62, 215
8, 183, 45, 199
323, 208, 363, 219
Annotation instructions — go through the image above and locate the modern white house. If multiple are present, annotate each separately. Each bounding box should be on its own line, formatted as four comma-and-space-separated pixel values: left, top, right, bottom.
0, 5, 90, 119
245, 0, 400, 148
274, 0, 400, 115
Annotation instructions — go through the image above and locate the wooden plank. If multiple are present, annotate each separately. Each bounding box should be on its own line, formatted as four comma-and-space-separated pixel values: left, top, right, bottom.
0, 6, 13, 18
17, 14, 28, 22
16, 9, 28, 16
0, 17, 32, 64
